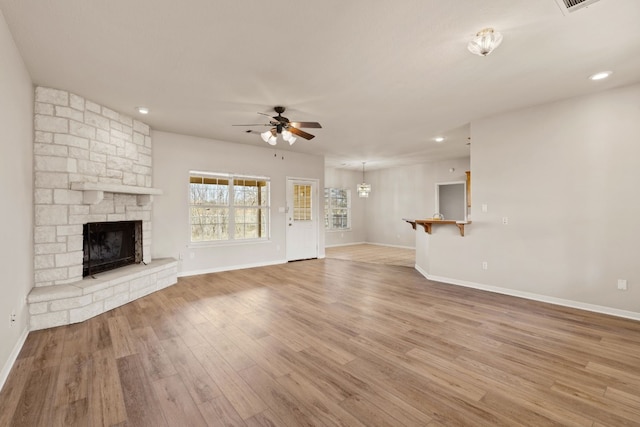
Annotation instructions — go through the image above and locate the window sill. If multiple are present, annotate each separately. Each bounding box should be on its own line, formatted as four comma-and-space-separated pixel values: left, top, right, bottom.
325, 229, 352, 233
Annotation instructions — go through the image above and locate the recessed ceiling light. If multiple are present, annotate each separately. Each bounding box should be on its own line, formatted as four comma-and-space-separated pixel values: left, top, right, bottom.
434, 136, 445, 143
589, 71, 612, 81
136, 107, 149, 114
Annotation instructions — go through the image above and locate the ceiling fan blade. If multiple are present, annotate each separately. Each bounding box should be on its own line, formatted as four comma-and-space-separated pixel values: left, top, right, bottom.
272, 115, 289, 124
288, 127, 315, 140
232, 123, 271, 126
290, 121, 322, 129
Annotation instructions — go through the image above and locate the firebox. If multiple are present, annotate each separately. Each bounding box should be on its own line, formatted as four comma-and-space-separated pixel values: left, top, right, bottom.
83, 220, 143, 277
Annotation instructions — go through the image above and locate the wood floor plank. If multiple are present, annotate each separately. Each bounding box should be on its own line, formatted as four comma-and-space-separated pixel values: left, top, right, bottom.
197, 395, 247, 427
194, 323, 256, 372
275, 369, 367, 427
160, 296, 209, 347
605, 386, 640, 410
237, 364, 326, 427
4, 252, 640, 426
30, 327, 65, 370
244, 409, 287, 427
52, 396, 89, 427
107, 316, 137, 359
9, 366, 59, 427
191, 343, 268, 420
117, 354, 168, 427
479, 391, 575, 427
549, 381, 640, 426
0, 356, 33, 427
60, 321, 90, 359
265, 336, 435, 426
132, 326, 178, 381
89, 348, 127, 426
222, 324, 292, 378
86, 314, 113, 353
153, 374, 208, 427
339, 394, 412, 427
53, 353, 90, 406
160, 336, 222, 404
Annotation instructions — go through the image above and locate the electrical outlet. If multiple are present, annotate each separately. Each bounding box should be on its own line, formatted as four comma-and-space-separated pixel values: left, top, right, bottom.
481, 204, 488, 213
482, 261, 488, 270
10, 310, 16, 327
502, 217, 509, 225
617, 279, 628, 291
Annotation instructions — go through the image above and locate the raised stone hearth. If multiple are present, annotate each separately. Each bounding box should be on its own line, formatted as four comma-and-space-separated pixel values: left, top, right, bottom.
28, 259, 177, 331
29, 86, 177, 330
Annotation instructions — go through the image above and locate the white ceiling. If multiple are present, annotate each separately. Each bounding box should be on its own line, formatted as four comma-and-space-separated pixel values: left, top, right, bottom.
1, 0, 639, 170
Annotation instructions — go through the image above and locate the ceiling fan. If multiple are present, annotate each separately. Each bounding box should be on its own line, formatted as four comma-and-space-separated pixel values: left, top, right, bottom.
234, 106, 322, 145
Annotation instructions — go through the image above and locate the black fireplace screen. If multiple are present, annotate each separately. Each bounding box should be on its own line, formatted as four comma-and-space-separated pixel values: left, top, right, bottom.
83, 220, 143, 276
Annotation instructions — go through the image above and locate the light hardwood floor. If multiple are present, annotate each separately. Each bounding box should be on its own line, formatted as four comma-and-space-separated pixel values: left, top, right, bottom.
325, 244, 415, 267
2, 258, 640, 426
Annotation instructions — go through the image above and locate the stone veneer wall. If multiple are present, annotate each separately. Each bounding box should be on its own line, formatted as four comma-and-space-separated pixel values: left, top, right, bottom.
33, 86, 153, 288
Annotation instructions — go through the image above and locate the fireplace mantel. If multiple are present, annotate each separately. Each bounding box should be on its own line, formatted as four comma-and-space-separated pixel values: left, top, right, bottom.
70, 182, 163, 205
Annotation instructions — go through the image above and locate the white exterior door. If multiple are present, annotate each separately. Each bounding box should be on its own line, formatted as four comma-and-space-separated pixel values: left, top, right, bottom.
286, 178, 319, 261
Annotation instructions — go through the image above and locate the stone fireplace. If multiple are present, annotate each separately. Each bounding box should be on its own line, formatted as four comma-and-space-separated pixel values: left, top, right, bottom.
27, 87, 177, 330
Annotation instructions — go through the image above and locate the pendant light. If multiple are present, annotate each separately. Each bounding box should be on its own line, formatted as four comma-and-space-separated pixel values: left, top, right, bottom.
357, 162, 371, 198
467, 28, 503, 56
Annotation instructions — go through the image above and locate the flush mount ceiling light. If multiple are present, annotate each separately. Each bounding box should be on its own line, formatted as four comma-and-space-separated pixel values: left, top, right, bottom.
434, 136, 445, 143
357, 162, 371, 198
136, 106, 149, 114
467, 28, 503, 56
589, 71, 612, 81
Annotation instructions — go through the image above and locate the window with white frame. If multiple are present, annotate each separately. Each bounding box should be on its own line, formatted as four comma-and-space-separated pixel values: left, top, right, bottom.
324, 188, 351, 230
190, 172, 270, 242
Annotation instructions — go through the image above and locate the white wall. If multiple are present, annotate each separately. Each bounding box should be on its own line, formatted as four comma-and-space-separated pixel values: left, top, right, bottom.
152, 131, 325, 275
324, 168, 367, 246
0, 10, 33, 387
428, 83, 640, 316
365, 158, 470, 248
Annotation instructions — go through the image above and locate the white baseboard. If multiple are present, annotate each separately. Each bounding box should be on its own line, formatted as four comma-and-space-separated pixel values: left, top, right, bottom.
177, 259, 287, 278
367, 242, 415, 250
325, 241, 414, 250
0, 326, 29, 393
415, 268, 640, 322
324, 241, 367, 248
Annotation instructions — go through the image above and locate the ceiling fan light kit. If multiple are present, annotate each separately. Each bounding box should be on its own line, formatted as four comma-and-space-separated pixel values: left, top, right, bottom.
260, 129, 277, 145
236, 106, 321, 146
467, 28, 503, 56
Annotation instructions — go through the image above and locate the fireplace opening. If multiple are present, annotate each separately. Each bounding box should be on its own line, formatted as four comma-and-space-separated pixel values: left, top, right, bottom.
83, 220, 143, 277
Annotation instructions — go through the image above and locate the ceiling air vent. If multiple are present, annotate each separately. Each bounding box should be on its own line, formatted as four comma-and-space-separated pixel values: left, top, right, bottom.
554, 0, 602, 15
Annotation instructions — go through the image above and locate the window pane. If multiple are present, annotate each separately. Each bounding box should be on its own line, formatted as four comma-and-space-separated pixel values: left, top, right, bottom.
191, 173, 270, 242
190, 206, 229, 240
324, 187, 350, 230
234, 207, 266, 240
190, 183, 228, 205
293, 184, 312, 221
